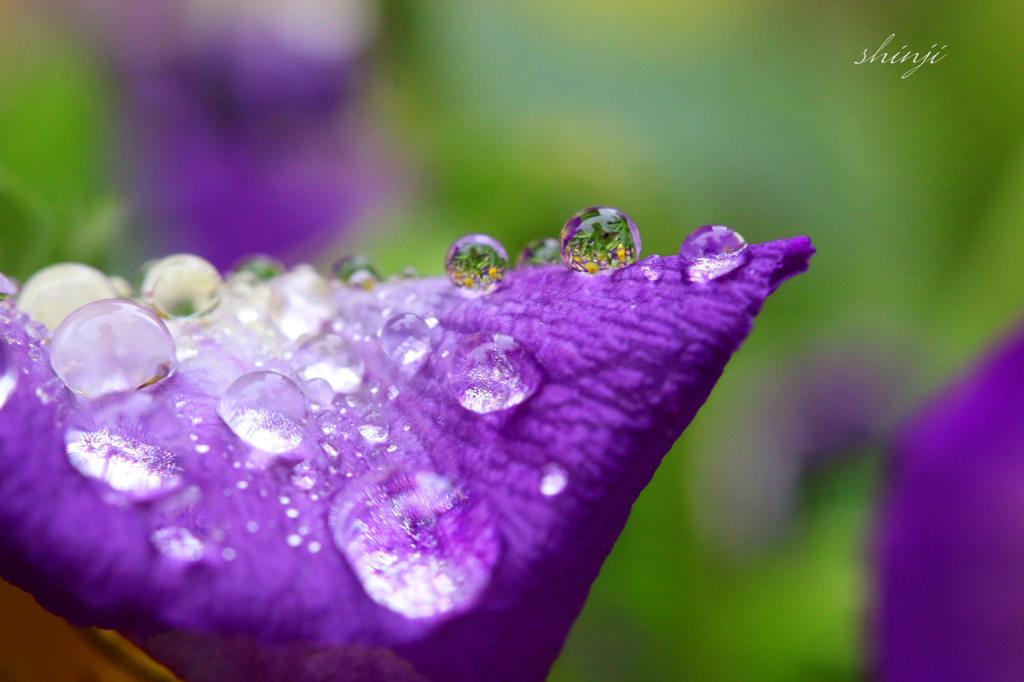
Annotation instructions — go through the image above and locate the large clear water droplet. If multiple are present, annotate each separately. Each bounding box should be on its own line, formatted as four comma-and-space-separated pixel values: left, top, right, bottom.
332, 254, 383, 290
331, 469, 499, 619
450, 332, 543, 413
515, 237, 561, 268
50, 300, 177, 398
151, 526, 204, 561
445, 235, 509, 293
380, 313, 431, 365
18, 263, 118, 330
218, 371, 307, 453
142, 254, 223, 318
294, 334, 364, 394
65, 392, 183, 498
0, 343, 17, 411
560, 207, 641, 273
679, 225, 748, 282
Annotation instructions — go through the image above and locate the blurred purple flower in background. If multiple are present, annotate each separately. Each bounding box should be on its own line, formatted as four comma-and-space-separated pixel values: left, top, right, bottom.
879, 322, 1024, 681
59, 0, 390, 269
0, 235, 813, 681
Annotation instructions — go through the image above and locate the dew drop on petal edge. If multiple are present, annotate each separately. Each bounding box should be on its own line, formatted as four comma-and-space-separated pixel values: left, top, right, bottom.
679, 225, 749, 282
218, 371, 308, 454
294, 333, 364, 394
560, 207, 641, 273
380, 313, 431, 365
445, 235, 509, 293
515, 237, 561, 268
50, 299, 177, 399
65, 392, 183, 499
0, 342, 17, 410
449, 332, 543, 413
331, 469, 500, 619
142, 254, 223, 318
332, 254, 383, 291
151, 527, 204, 561
18, 262, 118, 330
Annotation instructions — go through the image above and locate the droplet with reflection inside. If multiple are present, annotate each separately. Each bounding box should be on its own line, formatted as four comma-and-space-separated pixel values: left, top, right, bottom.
445, 235, 509, 293
50, 299, 177, 398
294, 334, 364, 394
560, 207, 641, 273
449, 332, 543, 414
233, 254, 285, 282
142, 254, 223, 318
218, 371, 308, 454
516, 237, 561, 268
332, 254, 383, 290
331, 469, 499, 619
65, 392, 183, 499
18, 263, 118, 330
380, 313, 431, 365
679, 225, 748, 282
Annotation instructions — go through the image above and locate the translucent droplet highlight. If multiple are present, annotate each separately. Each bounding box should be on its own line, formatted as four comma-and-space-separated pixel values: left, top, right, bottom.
142, 254, 223, 318
332, 469, 499, 619
218, 371, 308, 453
560, 207, 641, 273
50, 299, 177, 398
0, 342, 17, 411
294, 334, 364, 394
679, 225, 748, 282
358, 411, 389, 443
233, 254, 285, 281
445, 235, 509, 293
18, 263, 118, 330
151, 527, 204, 561
380, 313, 431, 365
332, 254, 383, 290
65, 392, 183, 498
540, 463, 568, 496
450, 332, 542, 413
515, 237, 561, 268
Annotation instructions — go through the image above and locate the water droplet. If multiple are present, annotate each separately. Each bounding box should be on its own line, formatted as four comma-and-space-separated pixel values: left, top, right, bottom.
387, 385, 400, 400
151, 527, 204, 561
400, 266, 419, 279
287, 534, 302, 547
332, 254, 383, 290
142, 254, 223, 318
195, 444, 210, 454
108, 276, 133, 299
247, 521, 259, 532
332, 469, 499, 619
641, 255, 668, 282
380, 313, 431, 365
269, 265, 335, 340
50, 299, 177, 398
560, 207, 641, 273
303, 377, 335, 408
358, 411, 389, 443
0, 342, 18, 410
218, 371, 307, 453
294, 334, 364, 394
236, 480, 248, 489
449, 332, 542, 414
18, 263, 118, 330
233, 254, 285, 281
0, 272, 18, 297
540, 464, 568, 496
308, 541, 322, 553
515, 237, 561, 268
65, 392, 183, 498
221, 547, 237, 561
679, 225, 748, 282
291, 461, 318, 490
444, 235, 509, 293
286, 508, 300, 519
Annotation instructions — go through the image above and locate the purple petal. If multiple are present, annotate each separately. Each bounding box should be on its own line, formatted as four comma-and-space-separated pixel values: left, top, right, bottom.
0, 237, 812, 681
879, 324, 1024, 681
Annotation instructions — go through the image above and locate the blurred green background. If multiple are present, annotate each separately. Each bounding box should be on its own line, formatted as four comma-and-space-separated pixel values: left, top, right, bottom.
2, 0, 1023, 680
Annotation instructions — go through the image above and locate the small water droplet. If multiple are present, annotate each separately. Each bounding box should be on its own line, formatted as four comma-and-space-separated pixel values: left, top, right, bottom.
287, 534, 302, 547
50, 300, 176, 398
332, 254, 383, 290
0, 342, 18, 410
641, 255, 668, 282
358, 411, 389, 443
236, 480, 249, 489
195, 444, 210, 454
560, 207, 641, 273
308, 541, 322, 553
540, 463, 568, 496
400, 266, 419, 279
331, 469, 499, 618
17, 262, 118, 330
65, 392, 183, 498
246, 521, 259, 533
286, 508, 299, 519
449, 332, 542, 414
515, 237, 561, 268
291, 461, 318, 489
279, 495, 291, 505
151, 527, 204, 561
387, 385, 399, 400
142, 254, 223, 318
221, 547, 237, 561
380, 313, 431, 365
303, 377, 335, 408
294, 334, 364, 394
218, 371, 307, 453
679, 225, 748, 282
445, 235, 509, 293
233, 254, 285, 281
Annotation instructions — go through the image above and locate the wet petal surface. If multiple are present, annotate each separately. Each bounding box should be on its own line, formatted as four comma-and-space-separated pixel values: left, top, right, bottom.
0, 237, 812, 682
